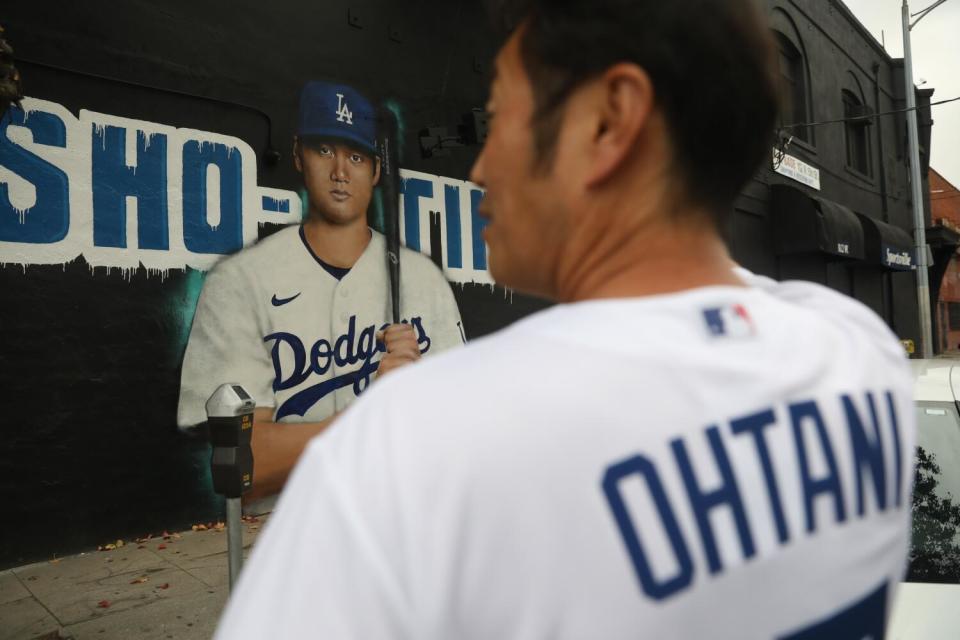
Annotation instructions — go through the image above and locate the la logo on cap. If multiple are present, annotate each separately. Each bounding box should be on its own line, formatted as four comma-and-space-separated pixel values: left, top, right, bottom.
336, 93, 354, 125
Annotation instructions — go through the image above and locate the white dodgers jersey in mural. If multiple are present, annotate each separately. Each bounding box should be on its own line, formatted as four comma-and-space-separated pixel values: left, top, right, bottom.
177, 226, 464, 427
216, 270, 915, 640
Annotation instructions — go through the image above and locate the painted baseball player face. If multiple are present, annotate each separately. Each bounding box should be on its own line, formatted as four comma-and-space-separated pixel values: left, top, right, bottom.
469, 27, 572, 299
295, 139, 381, 226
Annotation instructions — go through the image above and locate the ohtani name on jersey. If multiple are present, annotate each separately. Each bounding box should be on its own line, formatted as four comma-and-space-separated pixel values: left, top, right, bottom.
264, 315, 431, 419
602, 391, 905, 601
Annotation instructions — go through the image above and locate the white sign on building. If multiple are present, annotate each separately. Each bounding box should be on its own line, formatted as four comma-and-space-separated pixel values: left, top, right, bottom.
773, 149, 821, 191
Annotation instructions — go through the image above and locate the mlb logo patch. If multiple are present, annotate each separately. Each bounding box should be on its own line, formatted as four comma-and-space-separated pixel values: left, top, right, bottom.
703, 304, 755, 338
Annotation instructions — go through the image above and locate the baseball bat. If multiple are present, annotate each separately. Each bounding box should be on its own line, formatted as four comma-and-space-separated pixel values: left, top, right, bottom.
377, 107, 402, 325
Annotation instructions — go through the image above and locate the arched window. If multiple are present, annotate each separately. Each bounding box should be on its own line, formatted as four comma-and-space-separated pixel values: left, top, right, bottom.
774, 32, 810, 142
842, 74, 872, 177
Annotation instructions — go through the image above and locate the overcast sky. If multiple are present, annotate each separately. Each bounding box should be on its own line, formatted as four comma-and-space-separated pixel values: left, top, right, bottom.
841, 0, 960, 187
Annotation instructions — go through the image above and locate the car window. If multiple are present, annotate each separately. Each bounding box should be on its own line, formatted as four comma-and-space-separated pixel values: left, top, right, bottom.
908, 401, 960, 584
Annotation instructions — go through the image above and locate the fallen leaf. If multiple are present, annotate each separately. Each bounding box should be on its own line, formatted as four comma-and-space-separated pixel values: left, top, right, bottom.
115, 539, 125, 548
158, 583, 170, 590
130, 576, 149, 584
97, 600, 111, 608
103, 544, 116, 551
157, 544, 167, 550
193, 524, 207, 531
172, 533, 182, 540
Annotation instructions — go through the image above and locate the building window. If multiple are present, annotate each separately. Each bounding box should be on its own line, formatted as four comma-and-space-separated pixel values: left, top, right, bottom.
775, 32, 810, 142
843, 89, 872, 176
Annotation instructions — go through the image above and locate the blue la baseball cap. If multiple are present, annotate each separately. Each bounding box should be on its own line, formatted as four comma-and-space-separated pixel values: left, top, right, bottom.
297, 81, 377, 156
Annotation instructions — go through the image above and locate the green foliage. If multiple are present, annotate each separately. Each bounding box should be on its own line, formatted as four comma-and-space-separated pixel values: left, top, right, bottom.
907, 446, 960, 583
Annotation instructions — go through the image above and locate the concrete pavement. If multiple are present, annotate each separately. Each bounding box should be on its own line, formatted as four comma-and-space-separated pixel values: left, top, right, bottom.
0, 516, 267, 640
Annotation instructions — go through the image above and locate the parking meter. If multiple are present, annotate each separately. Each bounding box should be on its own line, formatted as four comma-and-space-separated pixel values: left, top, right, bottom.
206, 384, 255, 497
205, 383, 255, 590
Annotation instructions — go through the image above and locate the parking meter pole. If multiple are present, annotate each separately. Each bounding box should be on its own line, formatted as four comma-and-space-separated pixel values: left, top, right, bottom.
226, 497, 243, 589
205, 384, 256, 593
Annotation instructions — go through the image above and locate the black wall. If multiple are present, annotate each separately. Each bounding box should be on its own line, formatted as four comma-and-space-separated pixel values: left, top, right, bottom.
0, 0, 549, 568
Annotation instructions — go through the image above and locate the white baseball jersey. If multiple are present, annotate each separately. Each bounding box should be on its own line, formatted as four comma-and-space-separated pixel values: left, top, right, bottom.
177, 225, 464, 427
216, 269, 915, 640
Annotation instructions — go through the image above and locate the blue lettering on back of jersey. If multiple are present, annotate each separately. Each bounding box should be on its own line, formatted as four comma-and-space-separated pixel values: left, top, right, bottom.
791, 400, 846, 533
731, 409, 790, 544
602, 455, 694, 600
603, 391, 905, 602
780, 581, 888, 639
672, 426, 756, 574
843, 393, 887, 516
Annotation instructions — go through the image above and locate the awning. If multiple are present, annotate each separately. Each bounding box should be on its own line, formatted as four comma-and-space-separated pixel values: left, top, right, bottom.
855, 213, 916, 271
771, 185, 865, 260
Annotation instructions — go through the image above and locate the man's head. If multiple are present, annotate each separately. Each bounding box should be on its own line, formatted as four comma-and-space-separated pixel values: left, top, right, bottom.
470, 0, 779, 297
295, 81, 380, 226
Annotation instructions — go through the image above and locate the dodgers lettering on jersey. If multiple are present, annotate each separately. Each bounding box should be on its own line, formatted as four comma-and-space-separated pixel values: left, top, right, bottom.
265, 315, 432, 420
602, 389, 904, 602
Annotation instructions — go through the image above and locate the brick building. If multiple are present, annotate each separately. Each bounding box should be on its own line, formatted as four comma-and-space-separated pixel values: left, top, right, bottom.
931, 169, 960, 352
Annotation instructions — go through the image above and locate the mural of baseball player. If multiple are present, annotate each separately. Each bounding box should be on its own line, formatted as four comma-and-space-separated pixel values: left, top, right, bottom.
177, 81, 465, 503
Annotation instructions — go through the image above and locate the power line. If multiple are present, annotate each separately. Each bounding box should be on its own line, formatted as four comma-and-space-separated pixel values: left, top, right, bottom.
778, 95, 960, 133
773, 95, 959, 173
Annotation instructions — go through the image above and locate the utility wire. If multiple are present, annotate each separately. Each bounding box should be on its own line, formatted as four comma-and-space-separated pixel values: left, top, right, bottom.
911, 0, 953, 23
779, 95, 960, 133
773, 95, 959, 172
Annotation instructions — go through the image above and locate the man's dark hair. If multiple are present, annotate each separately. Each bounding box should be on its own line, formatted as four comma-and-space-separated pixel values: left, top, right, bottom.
488, 0, 779, 221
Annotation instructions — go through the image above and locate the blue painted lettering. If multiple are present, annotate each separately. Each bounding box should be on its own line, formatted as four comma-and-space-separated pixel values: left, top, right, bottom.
182, 141, 243, 255
0, 108, 69, 244
92, 125, 169, 250
444, 184, 463, 268
470, 188, 488, 270
401, 177, 433, 252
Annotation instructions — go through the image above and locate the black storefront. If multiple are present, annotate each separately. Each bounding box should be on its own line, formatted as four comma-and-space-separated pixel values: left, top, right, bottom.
771, 184, 917, 338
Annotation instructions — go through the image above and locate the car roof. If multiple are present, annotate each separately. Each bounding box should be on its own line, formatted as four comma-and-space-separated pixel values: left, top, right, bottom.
912, 358, 960, 403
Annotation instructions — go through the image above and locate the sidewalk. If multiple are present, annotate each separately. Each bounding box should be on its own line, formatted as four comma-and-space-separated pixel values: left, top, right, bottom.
0, 516, 268, 640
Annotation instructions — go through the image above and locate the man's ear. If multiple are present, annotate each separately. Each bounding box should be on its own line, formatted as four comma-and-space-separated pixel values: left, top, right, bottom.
293, 137, 302, 173
372, 156, 381, 186
584, 63, 655, 188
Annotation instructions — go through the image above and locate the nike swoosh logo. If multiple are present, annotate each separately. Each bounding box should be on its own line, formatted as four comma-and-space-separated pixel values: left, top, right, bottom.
271, 292, 302, 307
